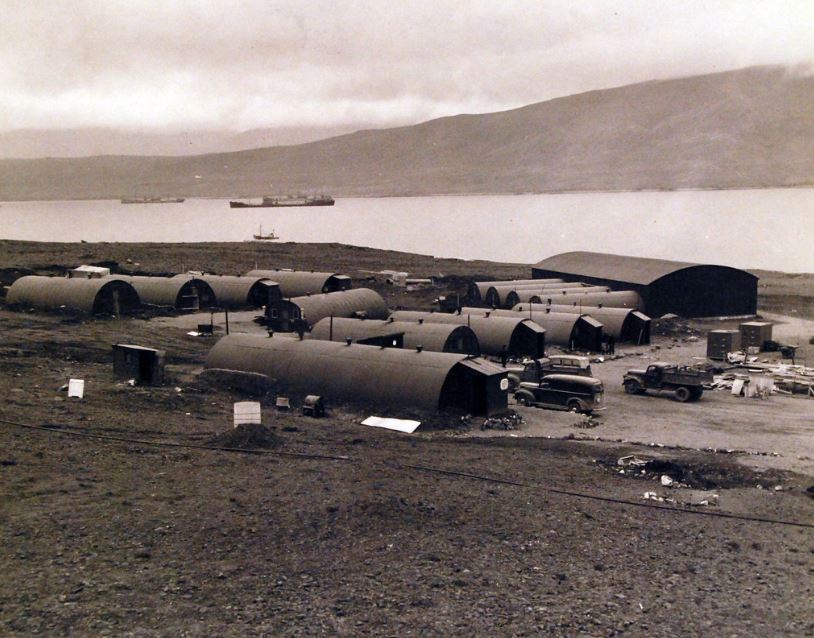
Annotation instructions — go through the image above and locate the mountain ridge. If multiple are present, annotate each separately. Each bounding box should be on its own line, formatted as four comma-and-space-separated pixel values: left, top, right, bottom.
2, 66, 813, 201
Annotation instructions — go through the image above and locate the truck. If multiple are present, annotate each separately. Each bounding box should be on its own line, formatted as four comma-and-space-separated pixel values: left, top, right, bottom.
623, 362, 713, 402
507, 355, 593, 389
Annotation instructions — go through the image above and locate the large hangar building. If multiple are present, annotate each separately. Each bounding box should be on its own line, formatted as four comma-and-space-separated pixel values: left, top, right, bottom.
531, 251, 757, 318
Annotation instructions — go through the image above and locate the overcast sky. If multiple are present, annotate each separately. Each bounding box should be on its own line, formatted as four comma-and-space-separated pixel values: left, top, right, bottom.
2, 1, 814, 133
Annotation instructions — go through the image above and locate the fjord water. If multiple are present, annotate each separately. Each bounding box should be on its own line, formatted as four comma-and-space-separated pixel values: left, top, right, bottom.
1, 189, 812, 272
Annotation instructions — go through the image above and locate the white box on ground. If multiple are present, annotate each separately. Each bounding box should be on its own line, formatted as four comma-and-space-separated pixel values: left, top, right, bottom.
234, 401, 262, 427
361, 416, 421, 434
68, 379, 84, 399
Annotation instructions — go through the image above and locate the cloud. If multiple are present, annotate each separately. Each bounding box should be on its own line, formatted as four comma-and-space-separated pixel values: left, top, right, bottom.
1, 0, 814, 131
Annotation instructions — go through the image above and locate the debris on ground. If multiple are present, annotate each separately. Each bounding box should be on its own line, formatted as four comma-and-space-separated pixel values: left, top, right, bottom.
480, 411, 524, 431
573, 413, 602, 429
207, 423, 280, 449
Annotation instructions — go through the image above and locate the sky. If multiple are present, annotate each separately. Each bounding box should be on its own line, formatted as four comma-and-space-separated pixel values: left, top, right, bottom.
2, 0, 814, 134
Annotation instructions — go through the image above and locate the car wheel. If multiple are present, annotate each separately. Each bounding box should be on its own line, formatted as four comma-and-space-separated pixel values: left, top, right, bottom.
674, 386, 691, 402
567, 399, 583, 413
624, 379, 642, 395
516, 394, 530, 406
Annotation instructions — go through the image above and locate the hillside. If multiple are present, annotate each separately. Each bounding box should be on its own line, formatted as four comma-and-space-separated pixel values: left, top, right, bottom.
2, 66, 813, 200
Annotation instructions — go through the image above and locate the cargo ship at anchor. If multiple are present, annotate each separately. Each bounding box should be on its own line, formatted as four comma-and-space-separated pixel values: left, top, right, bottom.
121, 196, 185, 204
229, 194, 335, 208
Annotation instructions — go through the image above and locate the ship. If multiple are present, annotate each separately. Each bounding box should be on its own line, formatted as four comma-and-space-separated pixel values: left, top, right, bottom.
229, 194, 335, 208
121, 196, 185, 204
252, 225, 279, 241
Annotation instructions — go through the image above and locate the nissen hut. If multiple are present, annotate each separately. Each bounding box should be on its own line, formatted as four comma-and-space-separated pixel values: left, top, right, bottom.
6, 276, 140, 316
389, 310, 545, 358
245, 270, 352, 298
181, 274, 281, 309
463, 307, 604, 352
309, 317, 480, 354
112, 276, 216, 311
267, 288, 388, 331
204, 335, 508, 416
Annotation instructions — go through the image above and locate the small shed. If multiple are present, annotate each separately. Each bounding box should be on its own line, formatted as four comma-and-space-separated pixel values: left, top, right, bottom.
113, 344, 165, 385
245, 269, 352, 297
6, 276, 140, 315
204, 335, 508, 416
739, 322, 773, 350
112, 276, 216, 311
267, 288, 388, 331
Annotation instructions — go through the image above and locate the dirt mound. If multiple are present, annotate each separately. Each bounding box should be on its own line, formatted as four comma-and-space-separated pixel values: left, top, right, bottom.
207, 424, 280, 449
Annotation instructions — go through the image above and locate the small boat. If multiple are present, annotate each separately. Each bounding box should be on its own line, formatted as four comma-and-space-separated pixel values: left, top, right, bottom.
230, 194, 334, 208
121, 196, 185, 204
252, 226, 279, 241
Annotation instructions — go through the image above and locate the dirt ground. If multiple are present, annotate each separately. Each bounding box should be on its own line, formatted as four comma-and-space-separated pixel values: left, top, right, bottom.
1, 241, 814, 636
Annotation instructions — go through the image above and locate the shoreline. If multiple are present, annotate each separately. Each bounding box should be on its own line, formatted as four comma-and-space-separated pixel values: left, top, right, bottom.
3, 183, 814, 204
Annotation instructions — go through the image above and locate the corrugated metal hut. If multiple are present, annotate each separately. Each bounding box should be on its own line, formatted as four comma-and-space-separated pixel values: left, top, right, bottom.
178, 274, 281, 309
468, 278, 563, 304
112, 276, 216, 311
6, 276, 140, 315
267, 288, 388, 331
542, 304, 651, 344
485, 283, 602, 308
204, 334, 508, 416
389, 310, 545, 358
501, 284, 607, 308
465, 306, 604, 352
245, 269, 352, 298
309, 317, 480, 354
532, 251, 757, 317
538, 290, 643, 309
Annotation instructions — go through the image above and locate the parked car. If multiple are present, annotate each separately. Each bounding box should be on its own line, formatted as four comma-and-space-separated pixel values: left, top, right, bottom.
514, 374, 605, 414
507, 355, 593, 389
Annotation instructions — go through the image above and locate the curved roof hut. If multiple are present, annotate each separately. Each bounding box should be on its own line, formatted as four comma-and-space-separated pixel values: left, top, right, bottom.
545, 304, 651, 344
269, 288, 388, 331
6, 276, 140, 315
537, 290, 642, 310
245, 269, 352, 298
309, 317, 480, 354
485, 284, 609, 309
468, 278, 563, 304
177, 274, 281, 309
389, 310, 545, 358
112, 276, 216, 311
532, 251, 757, 317
204, 334, 507, 416
505, 306, 604, 352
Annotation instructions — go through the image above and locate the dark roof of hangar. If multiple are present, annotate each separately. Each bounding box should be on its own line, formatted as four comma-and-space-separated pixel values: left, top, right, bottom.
533, 252, 756, 287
